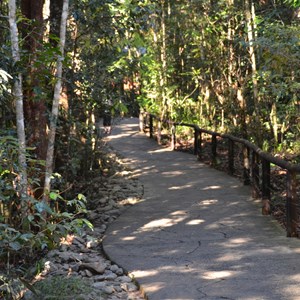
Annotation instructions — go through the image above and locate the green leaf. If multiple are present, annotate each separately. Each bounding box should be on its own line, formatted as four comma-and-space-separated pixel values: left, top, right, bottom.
35, 202, 53, 214
77, 193, 86, 201
20, 233, 34, 241
284, 0, 300, 8
47, 224, 57, 232
49, 191, 63, 200
9, 241, 22, 251
82, 219, 94, 230
60, 212, 73, 218
0, 69, 12, 82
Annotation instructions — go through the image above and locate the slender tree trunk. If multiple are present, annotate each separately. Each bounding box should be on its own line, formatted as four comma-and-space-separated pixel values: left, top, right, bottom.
160, 0, 168, 122
270, 102, 279, 143
245, 0, 258, 105
8, 0, 28, 217
43, 0, 69, 199
245, 0, 263, 144
227, 0, 234, 95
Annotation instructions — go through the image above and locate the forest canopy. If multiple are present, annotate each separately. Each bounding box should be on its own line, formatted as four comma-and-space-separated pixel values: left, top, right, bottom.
1, 1, 300, 162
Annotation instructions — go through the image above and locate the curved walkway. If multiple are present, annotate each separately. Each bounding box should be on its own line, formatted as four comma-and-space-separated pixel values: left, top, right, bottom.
103, 118, 300, 300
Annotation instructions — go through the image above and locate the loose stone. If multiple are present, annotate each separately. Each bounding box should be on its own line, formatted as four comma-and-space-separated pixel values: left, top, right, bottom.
110, 264, 119, 272
25, 143, 145, 300
79, 262, 107, 274
116, 268, 123, 275
85, 269, 93, 277
104, 272, 118, 281
103, 286, 114, 294
93, 281, 107, 289
118, 275, 133, 283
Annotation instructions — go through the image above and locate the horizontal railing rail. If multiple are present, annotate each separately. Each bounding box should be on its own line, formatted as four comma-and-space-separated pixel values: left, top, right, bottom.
139, 111, 300, 238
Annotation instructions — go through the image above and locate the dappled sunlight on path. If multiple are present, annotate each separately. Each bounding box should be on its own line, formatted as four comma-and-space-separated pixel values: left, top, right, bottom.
103, 118, 300, 300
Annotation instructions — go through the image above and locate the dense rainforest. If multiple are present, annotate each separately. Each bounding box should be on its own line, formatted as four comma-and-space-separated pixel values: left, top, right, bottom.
0, 0, 300, 298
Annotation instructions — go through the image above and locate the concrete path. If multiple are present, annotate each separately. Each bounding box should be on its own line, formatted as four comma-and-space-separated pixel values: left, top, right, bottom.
103, 118, 300, 300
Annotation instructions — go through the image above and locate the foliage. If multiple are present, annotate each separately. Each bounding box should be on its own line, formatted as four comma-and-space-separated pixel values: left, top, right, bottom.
0, 69, 12, 94
0, 134, 93, 299
2, 0, 300, 296
0, 191, 92, 299
0, 66, 13, 127
133, 0, 300, 154
284, 0, 300, 8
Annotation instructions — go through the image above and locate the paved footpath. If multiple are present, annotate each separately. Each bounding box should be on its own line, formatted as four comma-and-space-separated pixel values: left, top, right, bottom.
103, 118, 300, 300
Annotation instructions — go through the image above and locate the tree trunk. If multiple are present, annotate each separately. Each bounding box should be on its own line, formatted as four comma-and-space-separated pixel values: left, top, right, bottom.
245, 0, 259, 106
43, 0, 69, 199
8, 0, 28, 218
227, 0, 234, 100
160, 0, 168, 121
245, 0, 264, 145
49, 0, 63, 41
21, 0, 48, 165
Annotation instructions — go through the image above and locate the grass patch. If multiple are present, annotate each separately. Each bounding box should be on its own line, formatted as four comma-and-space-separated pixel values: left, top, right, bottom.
27, 276, 104, 300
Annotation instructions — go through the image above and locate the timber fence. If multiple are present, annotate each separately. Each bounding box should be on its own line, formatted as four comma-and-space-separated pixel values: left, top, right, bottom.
139, 111, 300, 238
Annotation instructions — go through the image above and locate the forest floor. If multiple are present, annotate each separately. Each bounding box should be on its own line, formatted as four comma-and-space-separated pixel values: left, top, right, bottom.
20, 140, 146, 300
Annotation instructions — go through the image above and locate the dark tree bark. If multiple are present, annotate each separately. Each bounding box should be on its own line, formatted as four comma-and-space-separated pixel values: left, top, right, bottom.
20, 0, 48, 197
49, 0, 64, 42
21, 0, 48, 160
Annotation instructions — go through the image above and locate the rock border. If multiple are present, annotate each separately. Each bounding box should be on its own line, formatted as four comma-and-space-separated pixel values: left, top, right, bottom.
23, 143, 146, 300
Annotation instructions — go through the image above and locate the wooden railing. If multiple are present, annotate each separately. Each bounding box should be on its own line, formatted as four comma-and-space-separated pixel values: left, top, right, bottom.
139, 111, 300, 238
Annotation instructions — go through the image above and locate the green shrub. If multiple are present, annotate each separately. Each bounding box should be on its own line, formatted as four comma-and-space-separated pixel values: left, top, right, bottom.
0, 134, 93, 299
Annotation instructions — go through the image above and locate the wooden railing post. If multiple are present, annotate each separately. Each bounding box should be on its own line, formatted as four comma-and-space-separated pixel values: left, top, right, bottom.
211, 134, 217, 165
243, 146, 251, 185
286, 170, 298, 237
197, 130, 202, 160
171, 124, 176, 150
193, 128, 198, 155
261, 158, 271, 215
228, 138, 234, 175
251, 151, 260, 199
149, 115, 153, 138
